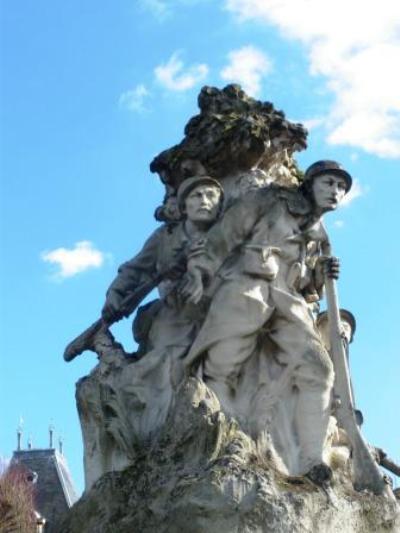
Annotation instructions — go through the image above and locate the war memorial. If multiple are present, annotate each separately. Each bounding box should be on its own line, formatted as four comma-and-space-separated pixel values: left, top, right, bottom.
60, 85, 399, 532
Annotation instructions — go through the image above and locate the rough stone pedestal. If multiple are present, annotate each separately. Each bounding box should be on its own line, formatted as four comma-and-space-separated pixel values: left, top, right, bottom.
59, 379, 399, 533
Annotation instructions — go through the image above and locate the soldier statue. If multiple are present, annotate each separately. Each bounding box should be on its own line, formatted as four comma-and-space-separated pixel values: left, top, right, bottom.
179, 160, 351, 482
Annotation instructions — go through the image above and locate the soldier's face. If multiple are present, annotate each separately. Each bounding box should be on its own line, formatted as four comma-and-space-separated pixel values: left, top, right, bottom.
312, 173, 347, 212
184, 185, 221, 223
341, 321, 353, 344
317, 318, 353, 350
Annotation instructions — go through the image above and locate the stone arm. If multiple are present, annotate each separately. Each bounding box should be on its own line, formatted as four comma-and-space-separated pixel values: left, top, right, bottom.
301, 233, 340, 303
102, 228, 162, 321
179, 191, 267, 304
189, 191, 265, 280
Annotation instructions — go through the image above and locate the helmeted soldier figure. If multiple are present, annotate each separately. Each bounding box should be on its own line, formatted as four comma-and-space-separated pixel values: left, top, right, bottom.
179, 160, 352, 481
101, 176, 224, 436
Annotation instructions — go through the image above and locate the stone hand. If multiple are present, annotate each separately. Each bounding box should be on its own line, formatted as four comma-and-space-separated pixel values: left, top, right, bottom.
324, 256, 340, 279
167, 261, 187, 280
178, 268, 204, 304
316, 256, 340, 279
314, 255, 340, 287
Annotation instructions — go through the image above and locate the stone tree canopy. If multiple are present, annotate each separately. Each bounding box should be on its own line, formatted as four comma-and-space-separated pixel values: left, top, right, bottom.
61, 84, 399, 533
150, 84, 307, 221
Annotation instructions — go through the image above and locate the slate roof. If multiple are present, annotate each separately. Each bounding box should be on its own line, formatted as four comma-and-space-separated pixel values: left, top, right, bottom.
11, 448, 78, 531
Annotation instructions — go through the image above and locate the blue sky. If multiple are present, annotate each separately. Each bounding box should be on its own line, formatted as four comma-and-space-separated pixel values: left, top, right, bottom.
1, 0, 399, 494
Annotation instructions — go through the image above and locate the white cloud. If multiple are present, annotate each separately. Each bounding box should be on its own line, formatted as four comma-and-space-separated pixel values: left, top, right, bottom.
119, 84, 150, 112
299, 117, 324, 131
41, 241, 106, 279
225, 0, 400, 158
154, 52, 208, 91
340, 179, 364, 207
139, 0, 170, 20
334, 220, 345, 228
220, 45, 272, 96
139, 0, 210, 20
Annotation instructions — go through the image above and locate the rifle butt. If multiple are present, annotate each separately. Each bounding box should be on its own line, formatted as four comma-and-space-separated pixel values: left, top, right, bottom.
349, 425, 387, 494
325, 272, 391, 497
64, 318, 104, 362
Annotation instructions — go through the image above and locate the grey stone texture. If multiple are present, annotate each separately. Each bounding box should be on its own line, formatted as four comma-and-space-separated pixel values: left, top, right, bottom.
63, 84, 400, 531
149, 84, 307, 223
59, 380, 399, 533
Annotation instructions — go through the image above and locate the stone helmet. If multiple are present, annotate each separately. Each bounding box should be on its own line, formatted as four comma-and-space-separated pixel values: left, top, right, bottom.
177, 175, 224, 214
304, 160, 352, 193
316, 309, 357, 344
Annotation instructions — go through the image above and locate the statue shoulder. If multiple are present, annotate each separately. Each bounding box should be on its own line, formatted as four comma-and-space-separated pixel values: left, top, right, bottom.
229, 184, 281, 209
147, 222, 181, 242
122, 223, 178, 265
222, 185, 294, 220
242, 184, 309, 213
274, 186, 311, 216
304, 220, 329, 245
152, 222, 189, 255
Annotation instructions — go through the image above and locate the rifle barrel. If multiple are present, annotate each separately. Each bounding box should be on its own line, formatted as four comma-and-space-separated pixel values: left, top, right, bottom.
325, 274, 388, 495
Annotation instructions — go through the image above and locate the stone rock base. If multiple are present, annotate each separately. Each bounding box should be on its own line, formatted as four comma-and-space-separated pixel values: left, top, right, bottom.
59, 379, 399, 533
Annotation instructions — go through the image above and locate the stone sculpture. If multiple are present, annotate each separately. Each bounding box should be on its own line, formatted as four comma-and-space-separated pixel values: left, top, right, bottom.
62, 85, 398, 532
74, 176, 223, 489
178, 161, 348, 483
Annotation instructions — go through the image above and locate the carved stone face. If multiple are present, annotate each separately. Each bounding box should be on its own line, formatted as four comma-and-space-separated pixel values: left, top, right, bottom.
318, 318, 354, 350
184, 184, 221, 223
341, 321, 353, 344
311, 173, 347, 212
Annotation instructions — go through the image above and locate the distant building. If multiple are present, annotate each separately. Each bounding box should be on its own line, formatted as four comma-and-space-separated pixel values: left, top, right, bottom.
10, 429, 78, 532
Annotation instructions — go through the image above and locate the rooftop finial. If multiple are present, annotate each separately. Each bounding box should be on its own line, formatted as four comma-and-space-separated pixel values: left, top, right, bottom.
28, 435, 33, 450
58, 436, 64, 455
49, 423, 55, 449
17, 416, 24, 451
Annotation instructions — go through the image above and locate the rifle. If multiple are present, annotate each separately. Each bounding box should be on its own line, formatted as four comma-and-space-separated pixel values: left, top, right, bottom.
324, 253, 392, 496
64, 255, 186, 362
375, 447, 400, 478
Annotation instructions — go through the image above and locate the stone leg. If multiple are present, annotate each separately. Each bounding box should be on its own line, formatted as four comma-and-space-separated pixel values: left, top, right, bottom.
294, 367, 334, 473
203, 333, 263, 416
269, 318, 334, 475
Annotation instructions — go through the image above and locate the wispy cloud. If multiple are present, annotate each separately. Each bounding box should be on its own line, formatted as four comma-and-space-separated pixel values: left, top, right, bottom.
225, 0, 400, 158
139, 0, 210, 20
119, 84, 150, 112
220, 45, 272, 96
139, 0, 170, 21
340, 179, 364, 207
300, 117, 324, 131
41, 241, 106, 280
154, 52, 208, 91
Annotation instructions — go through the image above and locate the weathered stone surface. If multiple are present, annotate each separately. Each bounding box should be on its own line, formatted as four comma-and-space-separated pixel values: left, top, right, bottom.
150, 84, 307, 186
150, 84, 307, 222
59, 379, 399, 533
63, 84, 399, 531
